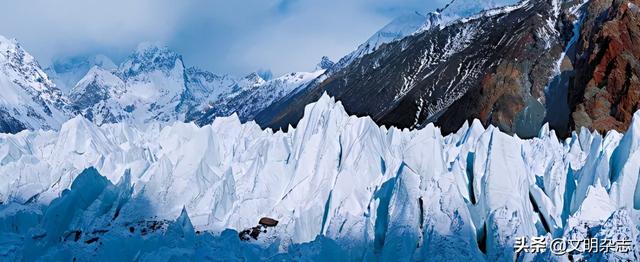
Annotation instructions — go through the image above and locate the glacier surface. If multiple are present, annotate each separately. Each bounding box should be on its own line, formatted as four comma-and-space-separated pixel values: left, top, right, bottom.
1, 94, 640, 261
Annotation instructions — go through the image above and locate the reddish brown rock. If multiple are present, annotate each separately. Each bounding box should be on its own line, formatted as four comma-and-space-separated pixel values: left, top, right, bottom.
258, 217, 279, 227
570, 0, 640, 133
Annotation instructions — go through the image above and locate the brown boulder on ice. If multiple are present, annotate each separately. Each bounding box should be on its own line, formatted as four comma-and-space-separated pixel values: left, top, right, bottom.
258, 217, 278, 227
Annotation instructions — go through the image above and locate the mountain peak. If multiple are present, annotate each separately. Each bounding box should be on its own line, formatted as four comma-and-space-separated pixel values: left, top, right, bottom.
46, 54, 117, 94
69, 66, 124, 114
0, 35, 69, 133
242, 72, 265, 85
74, 65, 123, 91
134, 41, 170, 54
119, 42, 183, 78
257, 69, 273, 81
0, 35, 20, 53
0, 35, 41, 72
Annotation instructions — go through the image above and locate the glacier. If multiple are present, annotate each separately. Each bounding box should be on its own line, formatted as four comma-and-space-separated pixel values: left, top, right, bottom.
1, 93, 640, 260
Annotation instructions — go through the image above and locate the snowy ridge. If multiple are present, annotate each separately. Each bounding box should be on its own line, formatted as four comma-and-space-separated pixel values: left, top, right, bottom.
331, 11, 435, 71
330, 0, 519, 73
0, 0, 525, 134
0, 35, 70, 133
193, 70, 325, 124
60, 43, 190, 127
457, 0, 531, 24
63, 43, 321, 128
1, 93, 640, 260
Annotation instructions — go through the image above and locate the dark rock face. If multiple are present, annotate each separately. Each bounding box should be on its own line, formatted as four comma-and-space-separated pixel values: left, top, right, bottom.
569, 0, 640, 134
69, 81, 110, 111
256, 0, 581, 137
0, 110, 28, 134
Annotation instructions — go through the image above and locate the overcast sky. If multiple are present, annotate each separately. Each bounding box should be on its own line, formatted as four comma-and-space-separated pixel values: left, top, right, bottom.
0, 0, 452, 75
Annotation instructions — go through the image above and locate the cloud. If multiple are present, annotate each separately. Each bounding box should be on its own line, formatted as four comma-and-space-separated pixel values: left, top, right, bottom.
211, 0, 391, 74
0, 0, 451, 75
0, 0, 189, 63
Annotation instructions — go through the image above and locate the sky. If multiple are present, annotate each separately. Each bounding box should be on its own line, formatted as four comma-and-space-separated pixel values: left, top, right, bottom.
0, 0, 453, 76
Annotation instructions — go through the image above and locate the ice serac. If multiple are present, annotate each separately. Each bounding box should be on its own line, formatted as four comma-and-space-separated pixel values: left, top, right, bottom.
2, 93, 640, 260
610, 111, 640, 209
0, 35, 70, 133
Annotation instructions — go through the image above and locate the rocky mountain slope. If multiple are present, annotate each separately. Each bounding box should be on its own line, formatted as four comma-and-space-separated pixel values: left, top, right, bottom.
330, 0, 520, 73
0, 36, 70, 133
569, 0, 640, 134
1, 94, 640, 260
257, 0, 639, 139
3, 0, 636, 139
255, 0, 572, 137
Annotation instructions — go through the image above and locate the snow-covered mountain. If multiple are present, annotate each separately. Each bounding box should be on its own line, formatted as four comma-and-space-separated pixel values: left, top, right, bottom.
183, 67, 243, 109
66, 43, 189, 126
68, 66, 127, 124
330, 0, 520, 73
256, 0, 593, 139
329, 11, 437, 72
63, 43, 322, 128
191, 70, 325, 125
0, 35, 70, 134
0, 0, 529, 135
1, 0, 638, 259
45, 54, 117, 94
1, 94, 640, 260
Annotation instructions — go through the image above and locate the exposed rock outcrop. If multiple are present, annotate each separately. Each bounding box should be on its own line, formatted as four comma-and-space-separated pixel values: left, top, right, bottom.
256, 0, 585, 138
570, 0, 640, 134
